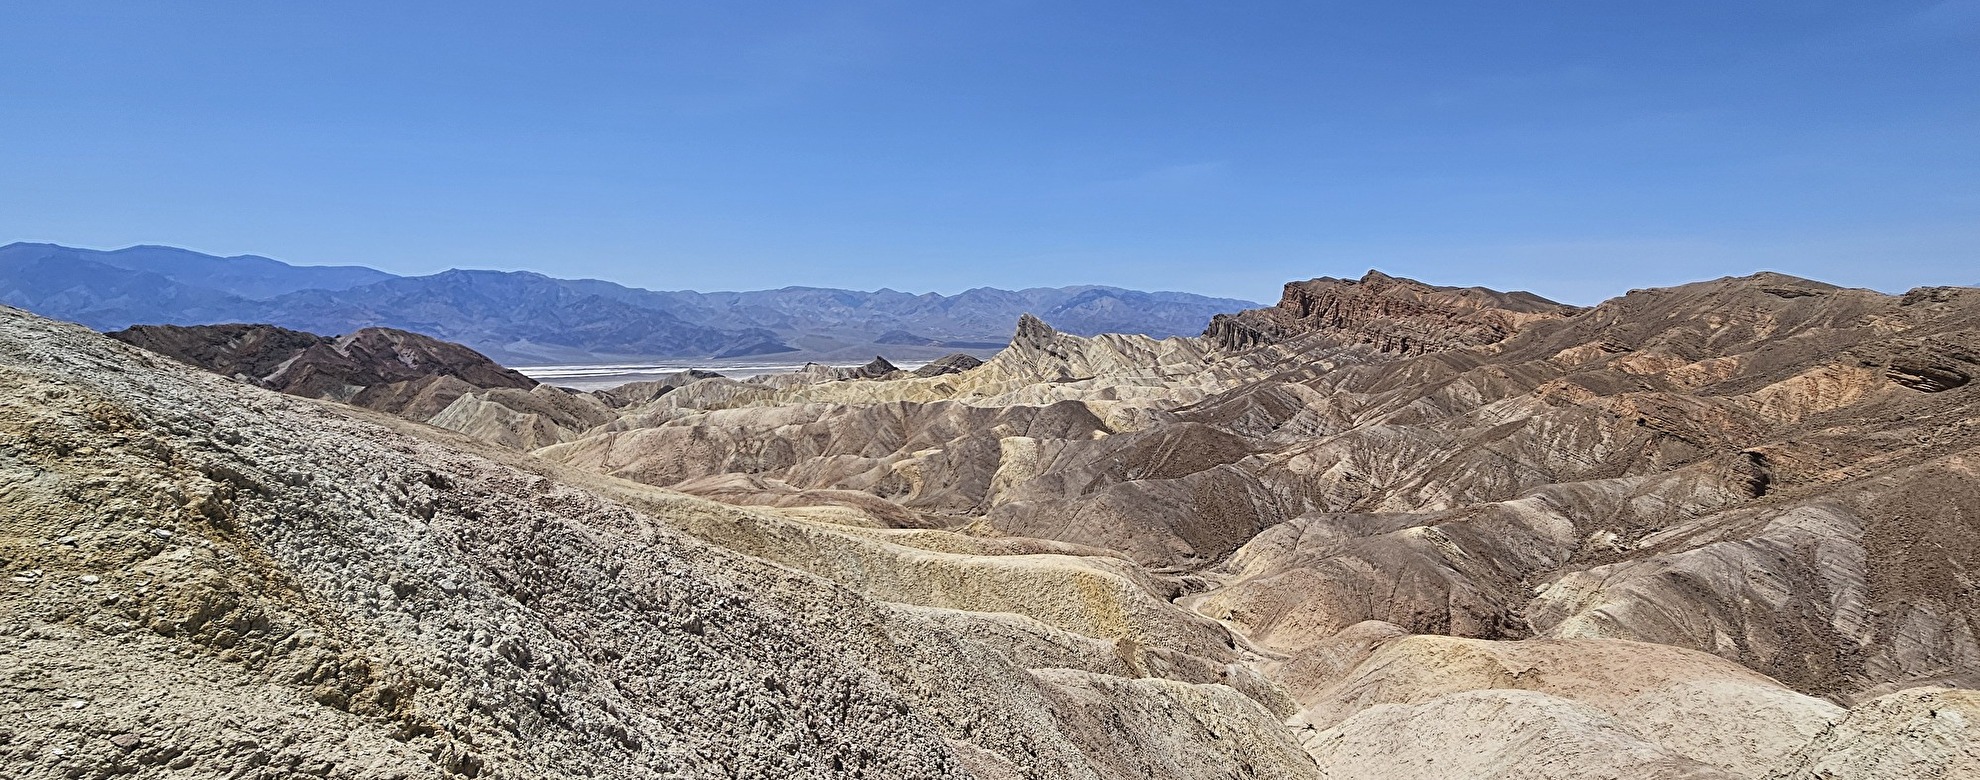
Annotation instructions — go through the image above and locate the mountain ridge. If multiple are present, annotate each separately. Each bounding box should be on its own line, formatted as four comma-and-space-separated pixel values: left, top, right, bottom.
0, 242, 1258, 363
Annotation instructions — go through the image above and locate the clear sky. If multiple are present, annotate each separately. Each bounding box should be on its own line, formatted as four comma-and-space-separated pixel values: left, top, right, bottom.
3, 2, 1975, 304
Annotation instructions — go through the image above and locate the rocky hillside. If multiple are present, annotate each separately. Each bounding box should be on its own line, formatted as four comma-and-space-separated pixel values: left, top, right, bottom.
1, 305, 1318, 780
7, 266, 1978, 780
108, 323, 543, 420
1204, 269, 1579, 354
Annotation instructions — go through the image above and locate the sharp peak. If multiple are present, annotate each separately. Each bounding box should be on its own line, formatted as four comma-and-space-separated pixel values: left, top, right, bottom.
1014, 312, 1059, 338
1289, 269, 1430, 290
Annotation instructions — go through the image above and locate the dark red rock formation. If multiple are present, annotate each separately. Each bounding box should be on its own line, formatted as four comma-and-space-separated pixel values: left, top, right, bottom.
1204, 270, 1579, 355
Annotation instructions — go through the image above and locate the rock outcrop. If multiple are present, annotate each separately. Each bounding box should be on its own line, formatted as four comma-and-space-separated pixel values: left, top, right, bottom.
915, 353, 987, 377
841, 356, 903, 380
1205, 269, 1579, 354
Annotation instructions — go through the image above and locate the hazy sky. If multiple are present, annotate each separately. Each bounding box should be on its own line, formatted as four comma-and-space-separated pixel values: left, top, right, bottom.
3, 2, 1975, 303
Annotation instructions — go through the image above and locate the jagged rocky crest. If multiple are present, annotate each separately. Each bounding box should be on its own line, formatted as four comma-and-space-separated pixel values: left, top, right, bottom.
1204, 269, 1579, 354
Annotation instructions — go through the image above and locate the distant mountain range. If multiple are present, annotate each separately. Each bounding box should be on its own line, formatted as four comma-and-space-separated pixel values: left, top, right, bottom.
0, 243, 1258, 364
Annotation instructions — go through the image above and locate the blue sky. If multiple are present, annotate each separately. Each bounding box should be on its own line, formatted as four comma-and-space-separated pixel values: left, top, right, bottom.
2, 2, 1975, 303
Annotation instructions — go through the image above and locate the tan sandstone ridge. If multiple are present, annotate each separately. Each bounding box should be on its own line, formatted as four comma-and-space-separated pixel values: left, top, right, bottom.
30, 267, 1980, 779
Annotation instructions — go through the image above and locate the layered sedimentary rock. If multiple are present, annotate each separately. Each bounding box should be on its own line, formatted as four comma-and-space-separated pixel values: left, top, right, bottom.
1204, 269, 1578, 354
1183, 274, 1980, 700
520, 270, 1980, 777
14, 265, 1980, 779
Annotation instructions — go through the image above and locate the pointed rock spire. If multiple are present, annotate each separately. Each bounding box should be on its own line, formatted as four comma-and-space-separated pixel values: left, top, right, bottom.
1013, 313, 1058, 349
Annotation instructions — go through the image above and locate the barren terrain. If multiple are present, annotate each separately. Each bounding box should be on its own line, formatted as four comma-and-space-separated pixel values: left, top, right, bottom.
6, 269, 1977, 778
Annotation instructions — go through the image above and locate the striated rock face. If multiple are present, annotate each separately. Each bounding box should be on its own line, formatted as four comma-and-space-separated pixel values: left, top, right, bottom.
1177, 273, 1980, 702
1204, 269, 1579, 355
1875, 338, 1976, 393
424, 385, 619, 450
